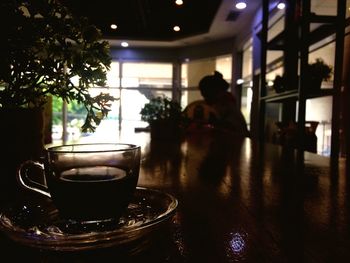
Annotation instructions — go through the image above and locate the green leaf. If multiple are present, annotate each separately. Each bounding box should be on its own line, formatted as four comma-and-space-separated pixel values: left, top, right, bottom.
0, 0, 114, 131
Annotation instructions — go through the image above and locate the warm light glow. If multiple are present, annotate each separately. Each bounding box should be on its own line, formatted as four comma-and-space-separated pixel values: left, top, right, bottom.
277, 1, 286, 9
173, 25, 181, 32
110, 24, 117, 30
235, 1, 247, 10
175, 0, 183, 5
247, 87, 252, 114
121, 42, 129, 47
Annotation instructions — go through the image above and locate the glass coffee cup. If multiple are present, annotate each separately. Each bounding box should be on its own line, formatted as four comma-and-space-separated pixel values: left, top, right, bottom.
17, 143, 141, 222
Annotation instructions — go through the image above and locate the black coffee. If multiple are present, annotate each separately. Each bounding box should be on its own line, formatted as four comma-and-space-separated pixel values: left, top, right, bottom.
47, 166, 138, 221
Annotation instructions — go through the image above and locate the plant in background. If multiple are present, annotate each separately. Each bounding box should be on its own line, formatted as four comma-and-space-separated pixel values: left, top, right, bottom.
0, 0, 115, 132
305, 58, 333, 91
273, 58, 332, 93
307, 58, 333, 82
140, 96, 185, 139
273, 75, 285, 93
140, 96, 184, 125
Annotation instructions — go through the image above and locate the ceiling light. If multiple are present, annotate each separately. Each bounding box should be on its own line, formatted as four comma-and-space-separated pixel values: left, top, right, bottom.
235, 0, 247, 10
121, 42, 129, 47
110, 24, 117, 30
175, 0, 183, 5
236, 79, 244, 85
277, 1, 286, 10
173, 26, 181, 32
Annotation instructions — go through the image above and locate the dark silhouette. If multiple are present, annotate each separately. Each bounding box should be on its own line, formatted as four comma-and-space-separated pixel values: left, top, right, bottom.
197, 71, 249, 137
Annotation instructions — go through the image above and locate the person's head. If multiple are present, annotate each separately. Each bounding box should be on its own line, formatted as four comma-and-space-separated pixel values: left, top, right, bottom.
198, 71, 229, 104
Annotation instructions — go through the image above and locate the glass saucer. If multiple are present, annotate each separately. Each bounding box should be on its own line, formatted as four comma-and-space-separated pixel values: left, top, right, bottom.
0, 187, 178, 252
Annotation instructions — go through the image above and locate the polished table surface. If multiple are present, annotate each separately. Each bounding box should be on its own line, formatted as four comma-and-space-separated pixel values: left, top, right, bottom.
0, 130, 349, 262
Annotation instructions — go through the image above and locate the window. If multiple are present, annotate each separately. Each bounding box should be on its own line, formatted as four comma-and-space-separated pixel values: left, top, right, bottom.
53, 61, 174, 143
181, 55, 232, 109
241, 40, 253, 129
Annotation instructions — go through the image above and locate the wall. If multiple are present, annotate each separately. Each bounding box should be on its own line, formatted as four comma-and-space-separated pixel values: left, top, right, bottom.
110, 37, 236, 62
109, 37, 238, 106
110, 48, 179, 62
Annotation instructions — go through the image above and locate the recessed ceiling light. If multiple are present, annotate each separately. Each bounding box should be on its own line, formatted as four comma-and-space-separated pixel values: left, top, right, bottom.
121, 42, 129, 47
236, 79, 244, 85
175, 0, 183, 5
235, 1, 247, 10
173, 26, 181, 32
110, 24, 117, 30
277, 1, 286, 9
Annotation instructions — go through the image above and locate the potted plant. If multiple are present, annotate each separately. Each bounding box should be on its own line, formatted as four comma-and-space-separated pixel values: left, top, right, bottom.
140, 96, 184, 140
1, 0, 114, 132
273, 75, 285, 93
306, 58, 333, 91
0, 0, 114, 192
273, 58, 332, 93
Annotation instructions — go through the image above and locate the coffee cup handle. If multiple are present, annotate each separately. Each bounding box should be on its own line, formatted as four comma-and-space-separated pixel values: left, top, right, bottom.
17, 160, 51, 198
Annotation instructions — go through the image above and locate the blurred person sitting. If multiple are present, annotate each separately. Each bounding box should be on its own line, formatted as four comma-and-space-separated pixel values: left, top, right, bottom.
184, 71, 249, 137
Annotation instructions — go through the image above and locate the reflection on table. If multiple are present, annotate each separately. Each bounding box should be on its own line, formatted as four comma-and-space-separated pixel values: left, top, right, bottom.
0, 130, 348, 262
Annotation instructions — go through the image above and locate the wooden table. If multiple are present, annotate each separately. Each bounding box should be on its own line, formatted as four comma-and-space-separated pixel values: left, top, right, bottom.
0, 131, 348, 262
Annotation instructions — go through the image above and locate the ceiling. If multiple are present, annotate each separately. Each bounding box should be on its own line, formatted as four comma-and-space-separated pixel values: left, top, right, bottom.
62, 0, 261, 48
